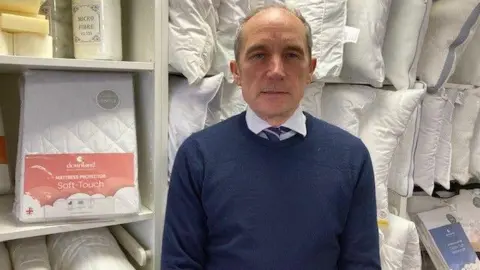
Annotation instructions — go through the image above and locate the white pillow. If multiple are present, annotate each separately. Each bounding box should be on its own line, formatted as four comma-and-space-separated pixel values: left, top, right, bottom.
387, 89, 422, 198
285, 0, 347, 80
250, 0, 284, 8
380, 213, 422, 270
383, 0, 432, 90
417, 0, 480, 92
470, 112, 480, 180
413, 90, 448, 195
169, 0, 217, 84
300, 81, 325, 119
7, 236, 50, 270
434, 86, 459, 189
320, 84, 377, 137
210, 0, 251, 83
168, 73, 224, 175
47, 228, 135, 270
451, 87, 480, 183
359, 87, 425, 224
337, 0, 393, 87
205, 81, 247, 127
450, 26, 480, 86
321, 84, 425, 224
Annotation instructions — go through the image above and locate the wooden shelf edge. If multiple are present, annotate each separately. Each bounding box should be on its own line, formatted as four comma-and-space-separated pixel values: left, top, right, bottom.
0, 194, 154, 242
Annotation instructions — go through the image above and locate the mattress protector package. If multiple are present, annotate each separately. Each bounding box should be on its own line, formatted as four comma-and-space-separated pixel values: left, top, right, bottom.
14, 70, 139, 223
0, 107, 11, 195
47, 227, 135, 270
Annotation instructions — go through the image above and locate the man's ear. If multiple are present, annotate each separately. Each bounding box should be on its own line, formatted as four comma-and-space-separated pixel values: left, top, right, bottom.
309, 58, 317, 83
230, 60, 241, 86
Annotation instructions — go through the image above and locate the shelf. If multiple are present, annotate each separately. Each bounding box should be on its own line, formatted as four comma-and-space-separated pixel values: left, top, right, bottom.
0, 195, 154, 242
0, 55, 154, 73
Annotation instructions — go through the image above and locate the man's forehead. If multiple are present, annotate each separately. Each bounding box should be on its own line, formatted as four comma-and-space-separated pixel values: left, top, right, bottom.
243, 8, 304, 33
245, 37, 304, 49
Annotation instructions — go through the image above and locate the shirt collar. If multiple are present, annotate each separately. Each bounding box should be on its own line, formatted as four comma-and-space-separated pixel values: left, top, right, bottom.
246, 106, 307, 137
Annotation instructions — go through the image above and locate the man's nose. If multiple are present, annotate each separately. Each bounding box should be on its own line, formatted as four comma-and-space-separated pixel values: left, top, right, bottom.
267, 55, 286, 80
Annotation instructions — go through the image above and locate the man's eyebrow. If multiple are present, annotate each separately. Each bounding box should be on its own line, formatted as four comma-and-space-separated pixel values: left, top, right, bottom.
245, 44, 267, 56
284, 45, 305, 55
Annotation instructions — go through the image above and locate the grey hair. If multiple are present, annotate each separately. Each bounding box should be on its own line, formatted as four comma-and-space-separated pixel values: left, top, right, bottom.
233, 3, 313, 63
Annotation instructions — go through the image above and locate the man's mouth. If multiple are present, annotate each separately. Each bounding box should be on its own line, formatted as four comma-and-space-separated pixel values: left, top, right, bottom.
261, 87, 287, 94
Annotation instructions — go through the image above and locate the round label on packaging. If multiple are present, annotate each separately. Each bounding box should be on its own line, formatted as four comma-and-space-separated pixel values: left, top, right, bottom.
473, 197, 480, 208
446, 214, 457, 224
97, 90, 119, 110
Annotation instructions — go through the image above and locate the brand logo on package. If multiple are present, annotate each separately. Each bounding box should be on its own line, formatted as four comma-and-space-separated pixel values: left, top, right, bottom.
66, 155, 96, 170
97, 90, 119, 110
473, 197, 480, 208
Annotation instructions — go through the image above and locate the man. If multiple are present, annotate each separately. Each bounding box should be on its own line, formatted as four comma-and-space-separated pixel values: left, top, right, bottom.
162, 4, 380, 270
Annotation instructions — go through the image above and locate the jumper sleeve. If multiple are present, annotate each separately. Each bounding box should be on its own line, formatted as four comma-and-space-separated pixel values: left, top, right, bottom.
161, 138, 207, 269
338, 145, 381, 270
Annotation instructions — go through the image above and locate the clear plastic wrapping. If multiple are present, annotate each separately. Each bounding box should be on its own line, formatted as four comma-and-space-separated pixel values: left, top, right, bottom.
40, 0, 74, 58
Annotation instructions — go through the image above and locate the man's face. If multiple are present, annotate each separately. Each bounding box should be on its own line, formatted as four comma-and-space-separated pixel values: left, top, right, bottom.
230, 8, 317, 123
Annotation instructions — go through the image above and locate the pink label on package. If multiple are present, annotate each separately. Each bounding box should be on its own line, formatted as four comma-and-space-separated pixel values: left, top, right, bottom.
24, 153, 134, 206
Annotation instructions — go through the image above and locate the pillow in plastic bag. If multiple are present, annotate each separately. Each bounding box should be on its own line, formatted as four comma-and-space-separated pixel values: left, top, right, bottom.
47, 228, 135, 270
210, 0, 251, 83
450, 26, 480, 86
470, 112, 480, 180
383, 0, 431, 90
205, 81, 247, 127
7, 236, 50, 270
284, 0, 347, 80
169, 0, 217, 84
338, 0, 393, 87
359, 87, 425, 224
320, 84, 376, 137
413, 90, 448, 195
434, 85, 459, 189
0, 242, 11, 270
300, 81, 325, 119
451, 87, 480, 183
417, 0, 480, 92
321, 84, 425, 224
168, 73, 224, 175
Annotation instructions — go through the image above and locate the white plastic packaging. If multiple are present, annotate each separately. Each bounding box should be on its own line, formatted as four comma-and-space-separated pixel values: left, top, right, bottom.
71, 0, 122, 60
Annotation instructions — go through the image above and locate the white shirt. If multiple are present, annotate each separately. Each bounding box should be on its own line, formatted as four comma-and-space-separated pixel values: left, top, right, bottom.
245, 106, 307, 140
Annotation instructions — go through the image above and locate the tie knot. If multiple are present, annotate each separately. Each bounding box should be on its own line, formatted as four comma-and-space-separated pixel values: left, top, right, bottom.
266, 126, 291, 136
262, 126, 291, 141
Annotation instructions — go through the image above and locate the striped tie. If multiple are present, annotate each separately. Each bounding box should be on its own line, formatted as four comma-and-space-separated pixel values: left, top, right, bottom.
263, 126, 291, 141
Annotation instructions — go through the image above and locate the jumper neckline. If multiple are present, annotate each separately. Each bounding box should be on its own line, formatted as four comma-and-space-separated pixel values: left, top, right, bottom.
237, 110, 314, 149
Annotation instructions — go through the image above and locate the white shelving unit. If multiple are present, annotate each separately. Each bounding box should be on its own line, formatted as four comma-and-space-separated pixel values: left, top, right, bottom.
0, 1, 169, 270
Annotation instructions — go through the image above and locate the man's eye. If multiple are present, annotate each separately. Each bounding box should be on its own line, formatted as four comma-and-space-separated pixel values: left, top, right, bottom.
251, 53, 264, 59
286, 53, 299, 58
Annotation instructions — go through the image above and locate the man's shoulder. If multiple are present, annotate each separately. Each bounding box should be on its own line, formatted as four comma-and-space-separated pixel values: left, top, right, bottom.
181, 112, 243, 151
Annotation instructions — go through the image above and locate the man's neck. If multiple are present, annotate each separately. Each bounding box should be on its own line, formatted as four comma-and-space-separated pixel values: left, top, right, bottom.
258, 110, 296, 127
